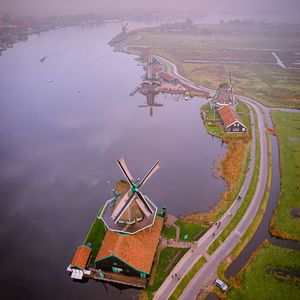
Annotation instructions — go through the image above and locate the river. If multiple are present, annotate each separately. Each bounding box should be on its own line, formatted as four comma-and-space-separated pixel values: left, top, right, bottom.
0, 23, 226, 299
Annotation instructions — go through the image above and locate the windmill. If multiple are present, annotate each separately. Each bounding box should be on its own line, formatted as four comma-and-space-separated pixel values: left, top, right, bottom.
228, 68, 237, 107
122, 23, 129, 35
100, 158, 160, 234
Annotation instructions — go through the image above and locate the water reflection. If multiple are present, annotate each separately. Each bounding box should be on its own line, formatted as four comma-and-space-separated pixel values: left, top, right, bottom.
138, 92, 163, 117
0, 23, 226, 300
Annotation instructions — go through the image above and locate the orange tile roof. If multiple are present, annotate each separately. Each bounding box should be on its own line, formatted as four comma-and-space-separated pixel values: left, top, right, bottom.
159, 71, 176, 82
95, 218, 163, 273
218, 106, 243, 127
70, 245, 92, 270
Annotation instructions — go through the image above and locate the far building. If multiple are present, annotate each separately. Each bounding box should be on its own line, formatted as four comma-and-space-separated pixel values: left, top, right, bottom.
218, 106, 247, 133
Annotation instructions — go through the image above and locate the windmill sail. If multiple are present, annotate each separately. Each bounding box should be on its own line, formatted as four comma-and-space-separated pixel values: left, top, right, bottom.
136, 191, 154, 214
117, 157, 134, 187
135, 196, 152, 218
111, 191, 132, 221
113, 193, 137, 223
138, 161, 160, 188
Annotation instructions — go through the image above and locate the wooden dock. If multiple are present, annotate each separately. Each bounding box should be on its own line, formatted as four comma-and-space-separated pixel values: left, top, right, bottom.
88, 268, 147, 288
129, 85, 140, 96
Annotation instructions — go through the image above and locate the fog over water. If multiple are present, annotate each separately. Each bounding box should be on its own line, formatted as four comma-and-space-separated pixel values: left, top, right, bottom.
0, 0, 299, 299
1, 0, 300, 23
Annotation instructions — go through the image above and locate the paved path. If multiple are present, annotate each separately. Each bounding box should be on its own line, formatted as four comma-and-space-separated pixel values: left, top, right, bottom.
164, 214, 180, 242
180, 100, 268, 300
152, 55, 268, 300
161, 238, 191, 248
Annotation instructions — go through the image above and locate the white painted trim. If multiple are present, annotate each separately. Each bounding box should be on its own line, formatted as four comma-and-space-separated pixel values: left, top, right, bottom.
226, 120, 246, 129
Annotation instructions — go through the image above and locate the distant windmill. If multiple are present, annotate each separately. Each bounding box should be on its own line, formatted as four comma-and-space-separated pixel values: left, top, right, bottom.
100, 157, 160, 234
122, 23, 129, 35
228, 68, 235, 106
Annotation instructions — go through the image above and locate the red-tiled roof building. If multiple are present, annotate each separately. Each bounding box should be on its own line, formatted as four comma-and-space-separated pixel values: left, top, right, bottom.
217, 106, 246, 133
95, 218, 163, 277
70, 245, 92, 270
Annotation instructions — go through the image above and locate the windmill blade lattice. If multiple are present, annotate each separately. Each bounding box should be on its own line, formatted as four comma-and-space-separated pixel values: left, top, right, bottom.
112, 158, 159, 223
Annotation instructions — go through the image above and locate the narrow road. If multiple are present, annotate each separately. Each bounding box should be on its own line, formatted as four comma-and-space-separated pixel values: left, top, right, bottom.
180, 100, 268, 300
152, 55, 269, 300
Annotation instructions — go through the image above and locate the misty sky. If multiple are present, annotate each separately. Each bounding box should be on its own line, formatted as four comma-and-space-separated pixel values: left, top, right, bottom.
0, 0, 300, 23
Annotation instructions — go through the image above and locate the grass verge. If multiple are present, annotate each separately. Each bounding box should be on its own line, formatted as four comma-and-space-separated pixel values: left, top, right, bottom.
175, 220, 207, 242
84, 207, 106, 261
162, 224, 177, 240
144, 247, 189, 299
169, 256, 207, 300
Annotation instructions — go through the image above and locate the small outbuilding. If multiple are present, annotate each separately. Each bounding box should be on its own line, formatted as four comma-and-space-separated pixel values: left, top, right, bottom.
70, 244, 92, 270
217, 106, 247, 133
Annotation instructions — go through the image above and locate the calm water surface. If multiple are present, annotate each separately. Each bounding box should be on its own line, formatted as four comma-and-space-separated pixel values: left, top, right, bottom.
0, 23, 226, 299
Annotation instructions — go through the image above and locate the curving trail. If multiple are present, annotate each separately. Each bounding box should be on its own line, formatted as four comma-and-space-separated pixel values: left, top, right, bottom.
152, 55, 269, 300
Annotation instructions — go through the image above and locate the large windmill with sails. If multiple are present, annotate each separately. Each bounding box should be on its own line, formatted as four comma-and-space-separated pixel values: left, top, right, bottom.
209, 69, 238, 111
94, 158, 164, 281
100, 157, 160, 234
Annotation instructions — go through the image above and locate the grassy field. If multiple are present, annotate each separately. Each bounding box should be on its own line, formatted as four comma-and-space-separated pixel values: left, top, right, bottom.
161, 224, 177, 240
126, 30, 300, 108
270, 111, 300, 241
228, 243, 300, 300
175, 220, 207, 242
84, 208, 106, 261
144, 247, 189, 299
169, 256, 207, 300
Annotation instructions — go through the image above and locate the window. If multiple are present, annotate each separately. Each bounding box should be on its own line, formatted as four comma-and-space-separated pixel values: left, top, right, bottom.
112, 267, 122, 273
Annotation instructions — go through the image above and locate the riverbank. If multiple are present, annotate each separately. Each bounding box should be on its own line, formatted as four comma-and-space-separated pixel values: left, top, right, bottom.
180, 102, 251, 225
117, 42, 252, 227
228, 242, 300, 300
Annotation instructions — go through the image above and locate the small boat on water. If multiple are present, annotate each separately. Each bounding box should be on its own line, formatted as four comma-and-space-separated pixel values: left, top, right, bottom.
184, 91, 190, 101
40, 56, 46, 62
